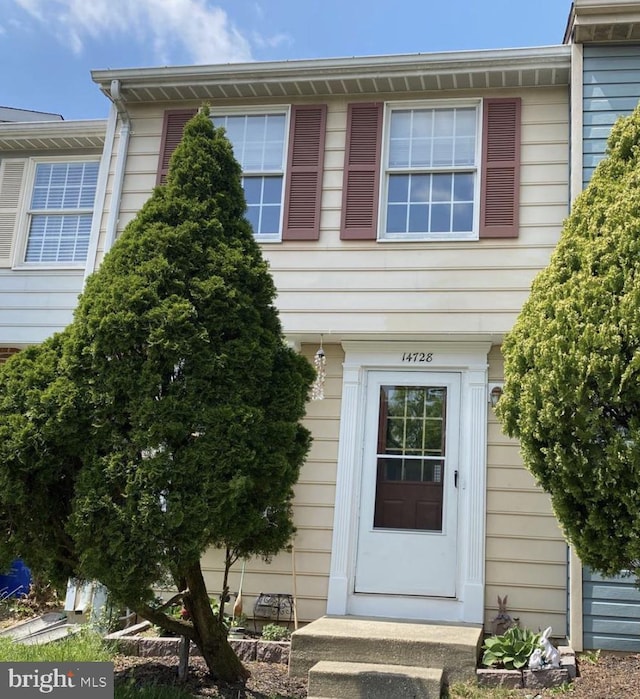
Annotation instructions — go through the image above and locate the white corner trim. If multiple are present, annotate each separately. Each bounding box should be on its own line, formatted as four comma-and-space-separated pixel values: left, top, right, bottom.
569, 547, 584, 651
570, 42, 584, 205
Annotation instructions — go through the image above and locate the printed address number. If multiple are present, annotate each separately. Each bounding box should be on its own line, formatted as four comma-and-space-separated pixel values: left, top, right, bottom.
401, 352, 433, 363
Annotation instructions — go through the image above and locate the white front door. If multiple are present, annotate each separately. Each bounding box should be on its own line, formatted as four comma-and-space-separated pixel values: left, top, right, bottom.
355, 371, 461, 597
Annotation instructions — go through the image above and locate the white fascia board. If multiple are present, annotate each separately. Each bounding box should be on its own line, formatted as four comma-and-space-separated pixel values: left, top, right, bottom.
91, 45, 571, 95
573, 0, 640, 14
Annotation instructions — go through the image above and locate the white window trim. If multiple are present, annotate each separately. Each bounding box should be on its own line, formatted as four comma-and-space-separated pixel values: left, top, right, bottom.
378, 98, 483, 243
327, 340, 490, 624
13, 156, 100, 270
210, 105, 291, 244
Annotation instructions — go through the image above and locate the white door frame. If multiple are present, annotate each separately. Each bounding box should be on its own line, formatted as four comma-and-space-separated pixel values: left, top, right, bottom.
326, 341, 490, 623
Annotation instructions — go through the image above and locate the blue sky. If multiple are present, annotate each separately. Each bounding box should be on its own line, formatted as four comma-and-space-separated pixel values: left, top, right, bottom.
2, 0, 573, 121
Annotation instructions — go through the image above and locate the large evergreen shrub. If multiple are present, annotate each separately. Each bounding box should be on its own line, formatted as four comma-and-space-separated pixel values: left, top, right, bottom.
498, 104, 640, 580
0, 108, 314, 681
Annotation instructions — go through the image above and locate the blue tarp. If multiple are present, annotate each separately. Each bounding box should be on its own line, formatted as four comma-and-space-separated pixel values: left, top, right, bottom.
0, 559, 31, 598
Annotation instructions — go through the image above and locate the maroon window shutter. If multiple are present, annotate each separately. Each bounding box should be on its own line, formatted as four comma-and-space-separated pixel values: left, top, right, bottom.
282, 105, 327, 241
156, 109, 197, 185
479, 98, 521, 238
340, 102, 383, 240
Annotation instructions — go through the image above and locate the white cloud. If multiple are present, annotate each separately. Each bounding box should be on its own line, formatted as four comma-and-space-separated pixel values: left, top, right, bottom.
14, 0, 45, 21
12, 0, 253, 64
251, 31, 292, 51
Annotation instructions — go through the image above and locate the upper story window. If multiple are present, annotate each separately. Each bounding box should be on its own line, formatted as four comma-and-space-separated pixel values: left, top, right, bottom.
211, 112, 288, 242
341, 98, 520, 242
24, 160, 99, 264
158, 106, 327, 242
381, 103, 480, 241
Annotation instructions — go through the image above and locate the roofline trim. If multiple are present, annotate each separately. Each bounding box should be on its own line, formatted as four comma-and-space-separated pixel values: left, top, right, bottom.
91, 45, 571, 93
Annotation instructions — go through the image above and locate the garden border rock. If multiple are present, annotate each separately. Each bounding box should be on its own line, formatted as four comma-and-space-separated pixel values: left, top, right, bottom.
105, 624, 290, 665
477, 645, 576, 689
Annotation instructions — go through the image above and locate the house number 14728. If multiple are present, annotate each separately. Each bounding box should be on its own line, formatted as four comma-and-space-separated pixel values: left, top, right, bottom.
401, 352, 433, 363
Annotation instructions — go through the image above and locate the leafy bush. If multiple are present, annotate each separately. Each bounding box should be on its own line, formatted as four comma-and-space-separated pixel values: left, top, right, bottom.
497, 104, 640, 581
481, 626, 540, 670
261, 623, 291, 641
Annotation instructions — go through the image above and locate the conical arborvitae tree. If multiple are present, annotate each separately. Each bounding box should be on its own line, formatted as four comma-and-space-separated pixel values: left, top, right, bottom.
0, 108, 314, 682
497, 104, 640, 582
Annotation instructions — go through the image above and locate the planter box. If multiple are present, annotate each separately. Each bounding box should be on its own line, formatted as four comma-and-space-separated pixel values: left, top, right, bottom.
477, 646, 575, 689
477, 666, 570, 689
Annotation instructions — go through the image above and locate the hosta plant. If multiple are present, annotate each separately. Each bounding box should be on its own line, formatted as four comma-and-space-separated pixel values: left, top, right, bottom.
261, 623, 291, 641
482, 626, 540, 670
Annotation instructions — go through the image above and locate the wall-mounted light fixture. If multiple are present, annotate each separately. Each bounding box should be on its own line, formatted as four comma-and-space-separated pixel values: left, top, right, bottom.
488, 383, 504, 409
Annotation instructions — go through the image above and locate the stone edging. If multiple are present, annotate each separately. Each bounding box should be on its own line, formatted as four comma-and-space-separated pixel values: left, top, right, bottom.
105, 628, 290, 665
477, 646, 576, 689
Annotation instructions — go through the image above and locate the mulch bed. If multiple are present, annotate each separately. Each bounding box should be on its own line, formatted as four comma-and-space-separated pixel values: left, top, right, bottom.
113, 655, 307, 698
114, 652, 640, 698
568, 653, 640, 699
500, 653, 640, 698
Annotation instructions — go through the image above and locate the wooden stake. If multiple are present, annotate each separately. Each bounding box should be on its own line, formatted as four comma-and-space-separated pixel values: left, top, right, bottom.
233, 559, 246, 621
177, 635, 190, 679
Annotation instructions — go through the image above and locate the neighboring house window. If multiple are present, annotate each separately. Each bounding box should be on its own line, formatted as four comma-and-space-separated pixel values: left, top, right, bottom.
25, 161, 99, 263
382, 104, 479, 240
211, 112, 287, 241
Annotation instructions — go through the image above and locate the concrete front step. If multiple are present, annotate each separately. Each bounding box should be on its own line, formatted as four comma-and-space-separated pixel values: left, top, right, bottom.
289, 616, 482, 684
308, 660, 443, 699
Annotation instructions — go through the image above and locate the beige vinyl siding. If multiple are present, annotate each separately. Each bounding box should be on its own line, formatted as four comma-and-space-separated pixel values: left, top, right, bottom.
97, 90, 568, 342
194, 343, 343, 626
266, 88, 567, 338
485, 346, 567, 636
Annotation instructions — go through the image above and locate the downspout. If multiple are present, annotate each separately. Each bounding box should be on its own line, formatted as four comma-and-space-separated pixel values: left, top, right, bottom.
102, 79, 131, 256
83, 102, 117, 281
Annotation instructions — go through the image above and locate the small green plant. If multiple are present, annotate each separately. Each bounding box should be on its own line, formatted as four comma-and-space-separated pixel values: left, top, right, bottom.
261, 623, 291, 641
446, 680, 522, 698
230, 611, 247, 628
547, 681, 575, 695
578, 648, 601, 665
481, 626, 540, 670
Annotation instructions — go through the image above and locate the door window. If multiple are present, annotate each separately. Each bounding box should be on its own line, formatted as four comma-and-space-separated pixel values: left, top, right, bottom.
374, 385, 447, 531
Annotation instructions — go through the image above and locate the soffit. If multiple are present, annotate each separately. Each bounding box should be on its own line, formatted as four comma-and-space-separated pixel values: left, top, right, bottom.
567, 2, 640, 42
0, 120, 106, 152
91, 47, 571, 106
